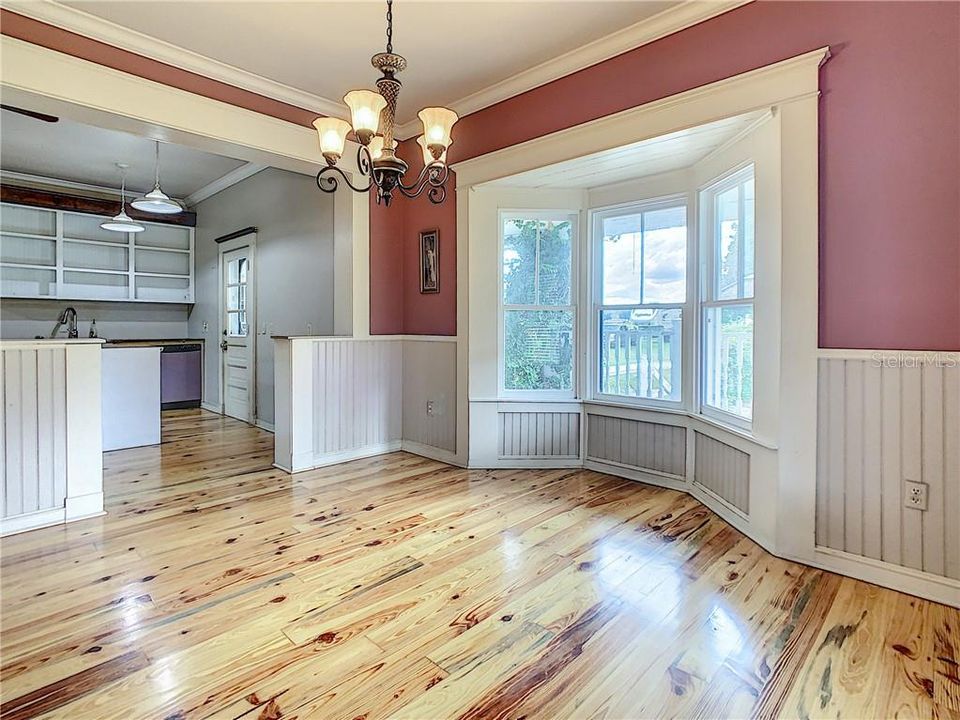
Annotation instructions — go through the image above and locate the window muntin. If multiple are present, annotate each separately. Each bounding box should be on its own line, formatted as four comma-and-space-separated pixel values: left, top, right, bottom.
700, 165, 755, 424
594, 199, 687, 404
501, 213, 576, 394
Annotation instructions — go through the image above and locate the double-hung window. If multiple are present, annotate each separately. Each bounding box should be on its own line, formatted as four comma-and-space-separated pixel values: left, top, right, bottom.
593, 198, 688, 404
700, 165, 755, 425
500, 211, 577, 395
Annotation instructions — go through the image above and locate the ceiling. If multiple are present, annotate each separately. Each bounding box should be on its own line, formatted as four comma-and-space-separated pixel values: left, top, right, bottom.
0, 111, 247, 199
485, 111, 768, 189
58, 1, 679, 126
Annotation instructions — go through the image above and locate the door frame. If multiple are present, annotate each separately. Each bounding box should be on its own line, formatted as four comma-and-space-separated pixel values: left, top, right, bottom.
217, 231, 258, 424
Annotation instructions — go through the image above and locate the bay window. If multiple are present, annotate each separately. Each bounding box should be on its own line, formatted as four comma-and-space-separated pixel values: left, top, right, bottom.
593, 199, 688, 404
700, 165, 755, 425
500, 212, 577, 395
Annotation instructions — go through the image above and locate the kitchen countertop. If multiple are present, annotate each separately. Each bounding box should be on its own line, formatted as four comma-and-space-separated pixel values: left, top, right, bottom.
104, 338, 205, 347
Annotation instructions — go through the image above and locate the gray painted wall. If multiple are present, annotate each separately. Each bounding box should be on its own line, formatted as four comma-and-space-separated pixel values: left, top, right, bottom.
0, 298, 189, 341
189, 168, 335, 424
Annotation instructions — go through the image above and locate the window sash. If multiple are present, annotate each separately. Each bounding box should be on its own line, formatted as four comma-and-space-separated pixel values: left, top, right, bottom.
595, 302, 684, 406
592, 196, 690, 409
500, 210, 578, 397
702, 165, 754, 305
595, 198, 688, 307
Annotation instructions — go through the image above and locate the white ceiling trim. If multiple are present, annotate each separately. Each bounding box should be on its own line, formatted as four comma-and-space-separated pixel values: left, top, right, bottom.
7, 0, 751, 141
393, 0, 752, 139
184, 162, 268, 207
2, 0, 350, 121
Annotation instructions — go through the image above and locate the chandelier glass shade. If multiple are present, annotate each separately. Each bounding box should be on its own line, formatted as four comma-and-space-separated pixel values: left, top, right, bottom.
314, 0, 458, 206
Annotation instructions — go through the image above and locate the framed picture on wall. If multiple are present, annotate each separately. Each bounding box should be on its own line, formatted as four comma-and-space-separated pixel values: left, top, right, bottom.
419, 229, 439, 293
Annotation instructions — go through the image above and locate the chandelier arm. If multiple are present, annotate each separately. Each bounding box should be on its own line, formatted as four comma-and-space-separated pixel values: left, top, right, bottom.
396, 163, 432, 193
426, 163, 449, 187
396, 161, 448, 193
316, 165, 373, 194
396, 174, 447, 205
357, 144, 373, 177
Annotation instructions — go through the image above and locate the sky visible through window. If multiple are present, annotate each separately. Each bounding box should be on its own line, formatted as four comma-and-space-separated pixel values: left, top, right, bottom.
602, 205, 686, 307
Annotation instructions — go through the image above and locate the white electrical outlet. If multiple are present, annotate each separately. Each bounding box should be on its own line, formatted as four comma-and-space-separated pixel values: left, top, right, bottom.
904, 480, 928, 511
426, 400, 435, 416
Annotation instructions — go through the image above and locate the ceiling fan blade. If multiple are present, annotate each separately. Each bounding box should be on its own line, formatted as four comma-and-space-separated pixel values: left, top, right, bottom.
0, 105, 59, 123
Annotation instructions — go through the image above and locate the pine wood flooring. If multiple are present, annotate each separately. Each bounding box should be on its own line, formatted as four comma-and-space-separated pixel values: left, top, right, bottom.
1, 409, 957, 719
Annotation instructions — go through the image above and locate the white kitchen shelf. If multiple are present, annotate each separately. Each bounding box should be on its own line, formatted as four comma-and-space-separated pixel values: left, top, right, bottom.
0, 202, 194, 303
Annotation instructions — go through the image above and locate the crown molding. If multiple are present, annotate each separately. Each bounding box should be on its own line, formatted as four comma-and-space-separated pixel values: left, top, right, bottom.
6, 0, 751, 141
2, 0, 349, 121
393, 0, 753, 139
184, 162, 267, 207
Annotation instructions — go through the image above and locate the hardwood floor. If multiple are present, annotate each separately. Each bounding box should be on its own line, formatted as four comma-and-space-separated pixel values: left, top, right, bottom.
1, 409, 957, 719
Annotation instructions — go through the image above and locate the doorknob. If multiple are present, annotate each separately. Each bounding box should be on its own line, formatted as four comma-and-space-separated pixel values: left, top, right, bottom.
220, 339, 228, 351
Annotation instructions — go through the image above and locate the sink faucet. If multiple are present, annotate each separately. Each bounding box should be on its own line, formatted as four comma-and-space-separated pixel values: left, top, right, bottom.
50, 307, 79, 338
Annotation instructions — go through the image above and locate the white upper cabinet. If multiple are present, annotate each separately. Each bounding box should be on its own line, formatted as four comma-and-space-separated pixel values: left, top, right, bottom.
0, 203, 194, 303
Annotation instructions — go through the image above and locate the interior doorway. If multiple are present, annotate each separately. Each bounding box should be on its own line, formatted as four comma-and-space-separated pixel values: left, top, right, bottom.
218, 232, 257, 423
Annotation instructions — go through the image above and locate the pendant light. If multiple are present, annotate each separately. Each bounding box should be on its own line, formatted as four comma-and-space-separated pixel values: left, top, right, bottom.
100, 163, 145, 233
131, 140, 183, 214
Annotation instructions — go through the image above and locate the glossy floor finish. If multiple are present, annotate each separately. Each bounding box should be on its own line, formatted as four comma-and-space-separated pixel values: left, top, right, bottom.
1, 411, 957, 719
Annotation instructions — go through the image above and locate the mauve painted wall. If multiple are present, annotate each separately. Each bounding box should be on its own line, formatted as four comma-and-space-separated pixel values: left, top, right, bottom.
370, 0, 960, 349
369, 143, 457, 336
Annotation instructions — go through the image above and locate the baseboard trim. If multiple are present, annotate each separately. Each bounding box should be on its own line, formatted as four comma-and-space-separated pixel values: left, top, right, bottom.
469, 458, 582, 469
1, 507, 66, 536
255, 419, 275, 433
401, 440, 464, 467
65, 491, 104, 520
286, 441, 403, 473
786, 547, 960, 609
584, 458, 688, 492
200, 401, 221, 414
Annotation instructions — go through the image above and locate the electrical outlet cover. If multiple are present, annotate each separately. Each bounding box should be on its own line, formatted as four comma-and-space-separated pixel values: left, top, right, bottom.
904, 480, 928, 511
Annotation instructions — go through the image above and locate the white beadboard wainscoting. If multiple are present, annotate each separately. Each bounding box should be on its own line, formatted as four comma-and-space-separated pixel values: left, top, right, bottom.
694, 432, 750, 515
0, 339, 105, 535
402, 339, 457, 460
815, 352, 960, 583
585, 413, 686, 479
274, 336, 458, 472
469, 401, 583, 467
499, 410, 580, 459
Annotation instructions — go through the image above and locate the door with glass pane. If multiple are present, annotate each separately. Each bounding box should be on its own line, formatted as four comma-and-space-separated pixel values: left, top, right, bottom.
220, 243, 254, 422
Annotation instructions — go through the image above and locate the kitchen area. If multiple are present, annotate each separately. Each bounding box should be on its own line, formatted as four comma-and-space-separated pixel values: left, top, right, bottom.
0, 110, 337, 536
0, 197, 204, 454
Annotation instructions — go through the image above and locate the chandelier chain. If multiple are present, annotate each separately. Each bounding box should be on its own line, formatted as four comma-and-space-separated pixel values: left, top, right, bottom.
385, 0, 393, 54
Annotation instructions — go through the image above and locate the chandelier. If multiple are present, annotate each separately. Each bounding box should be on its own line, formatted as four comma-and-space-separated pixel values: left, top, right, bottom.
312, 0, 458, 206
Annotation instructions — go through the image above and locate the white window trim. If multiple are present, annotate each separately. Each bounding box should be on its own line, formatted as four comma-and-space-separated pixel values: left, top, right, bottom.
588, 193, 693, 411
698, 163, 756, 431
498, 208, 580, 400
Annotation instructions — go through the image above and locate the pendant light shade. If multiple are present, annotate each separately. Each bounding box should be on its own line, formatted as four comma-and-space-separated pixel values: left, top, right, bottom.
101, 164, 145, 233
131, 141, 183, 215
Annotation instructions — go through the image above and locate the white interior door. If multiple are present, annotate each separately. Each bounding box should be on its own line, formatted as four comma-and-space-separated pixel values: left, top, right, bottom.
220, 244, 254, 422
